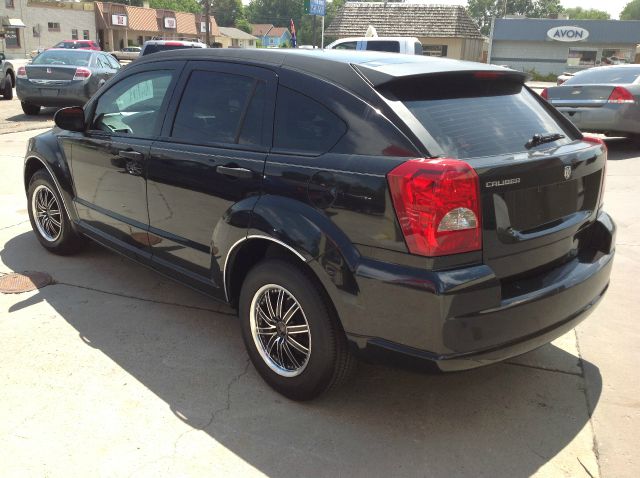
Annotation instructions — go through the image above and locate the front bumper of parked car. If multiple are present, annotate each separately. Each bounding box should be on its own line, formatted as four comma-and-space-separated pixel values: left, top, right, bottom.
343, 211, 615, 372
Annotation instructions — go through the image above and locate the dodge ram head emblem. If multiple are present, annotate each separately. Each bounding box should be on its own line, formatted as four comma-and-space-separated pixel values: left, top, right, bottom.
46, 68, 52, 74
564, 166, 572, 180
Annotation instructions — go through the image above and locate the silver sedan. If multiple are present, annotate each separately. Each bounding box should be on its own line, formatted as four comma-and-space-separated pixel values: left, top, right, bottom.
542, 65, 640, 144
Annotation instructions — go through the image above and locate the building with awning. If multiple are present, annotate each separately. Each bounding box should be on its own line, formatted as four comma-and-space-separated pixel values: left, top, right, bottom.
1, 1, 95, 59
94, 2, 219, 51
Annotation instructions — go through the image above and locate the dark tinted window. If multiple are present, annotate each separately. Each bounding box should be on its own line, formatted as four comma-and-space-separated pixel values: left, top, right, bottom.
366, 41, 400, 53
32, 50, 91, 66
239, 81, 266, 146
172, 70, 257, 145
333, 41, 356, 50
274, 87, 346, 154
142, 43, 196, 55
92, 70, 173, 137
387, 76, 571, 159
564, 67, 640, 85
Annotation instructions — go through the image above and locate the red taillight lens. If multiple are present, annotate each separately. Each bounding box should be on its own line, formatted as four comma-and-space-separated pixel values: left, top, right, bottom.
387, 158, 482, 257
540, 88, 548, 100
16, 66, 27, 79
73, 67, 92, 80
607, 86, 635, 104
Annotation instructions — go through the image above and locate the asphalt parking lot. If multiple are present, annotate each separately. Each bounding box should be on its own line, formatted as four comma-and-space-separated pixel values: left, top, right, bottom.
1, 117, 639, 475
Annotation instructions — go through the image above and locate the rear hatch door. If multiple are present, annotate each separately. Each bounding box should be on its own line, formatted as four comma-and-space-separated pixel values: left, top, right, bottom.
373, 69, 605, 279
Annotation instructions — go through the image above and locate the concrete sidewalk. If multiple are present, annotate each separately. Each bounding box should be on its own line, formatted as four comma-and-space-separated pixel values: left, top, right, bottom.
0, 129, 638, 477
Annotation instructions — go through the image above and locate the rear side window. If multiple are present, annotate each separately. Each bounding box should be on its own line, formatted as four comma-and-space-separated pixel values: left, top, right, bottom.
564, 67, 640, 85
274, 87, 347, 154
366, 41, 400, 53
172, 70, 261, 145
384, 75, 572, 159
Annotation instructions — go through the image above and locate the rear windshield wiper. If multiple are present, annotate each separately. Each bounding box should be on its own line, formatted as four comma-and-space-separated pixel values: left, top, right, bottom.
525, 133, 565, 149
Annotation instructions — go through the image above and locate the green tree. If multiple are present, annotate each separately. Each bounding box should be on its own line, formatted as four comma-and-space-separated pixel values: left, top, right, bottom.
466, 0, 563, 35
563, 7, 610, 19
149, 0, 201, 14
236, 17, 253, 34
620, 0, 640, 19
212, 0, 245, 27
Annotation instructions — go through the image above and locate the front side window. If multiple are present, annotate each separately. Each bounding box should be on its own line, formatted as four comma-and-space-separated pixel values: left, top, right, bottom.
274, 87, 347, 154
91, 70, 174, 137
333, 41, 356, 50
172, 70, 260, 145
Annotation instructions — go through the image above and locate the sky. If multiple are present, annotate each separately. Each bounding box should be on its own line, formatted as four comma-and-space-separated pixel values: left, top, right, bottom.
407, 0, 629, 20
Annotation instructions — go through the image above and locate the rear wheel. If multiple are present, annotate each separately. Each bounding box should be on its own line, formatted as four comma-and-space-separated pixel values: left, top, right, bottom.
1, 75, 12, 100
239, 259, 355, 400
21, 102, 40, 115
27, 170, 85, 255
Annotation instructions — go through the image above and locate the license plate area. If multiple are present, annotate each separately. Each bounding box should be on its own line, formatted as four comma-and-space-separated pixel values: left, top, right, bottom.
40, 89, 59, 96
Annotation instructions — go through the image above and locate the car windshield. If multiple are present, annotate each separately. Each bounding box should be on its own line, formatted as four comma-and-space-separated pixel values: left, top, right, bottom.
32, 50, 92, 66
381, 74, 572, 159
564, 67, 640, 85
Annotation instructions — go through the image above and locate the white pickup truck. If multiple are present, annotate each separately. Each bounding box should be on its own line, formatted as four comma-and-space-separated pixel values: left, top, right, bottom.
325, 37, 423, 55
0, 54, 30, 100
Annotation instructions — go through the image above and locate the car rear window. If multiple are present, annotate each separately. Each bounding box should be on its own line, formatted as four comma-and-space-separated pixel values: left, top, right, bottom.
381, 74, 573, 159
143, 44, 197, 55
366, 41, 400, 53
32, 50, 92, 66
564, 67, 640, 85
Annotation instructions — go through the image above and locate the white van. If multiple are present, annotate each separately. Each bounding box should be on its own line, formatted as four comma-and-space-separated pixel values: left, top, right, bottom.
325, 37, 423, 55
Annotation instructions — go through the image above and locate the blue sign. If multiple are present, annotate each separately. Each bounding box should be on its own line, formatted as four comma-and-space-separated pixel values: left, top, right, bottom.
305, 0, 326, 16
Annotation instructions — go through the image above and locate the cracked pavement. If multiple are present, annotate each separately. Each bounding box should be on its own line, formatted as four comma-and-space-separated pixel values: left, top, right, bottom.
1, 129, 638, 477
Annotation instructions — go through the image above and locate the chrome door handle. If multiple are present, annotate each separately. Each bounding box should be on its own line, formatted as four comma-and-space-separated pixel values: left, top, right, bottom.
118, 150, 143, 160
216, 165, 253, 179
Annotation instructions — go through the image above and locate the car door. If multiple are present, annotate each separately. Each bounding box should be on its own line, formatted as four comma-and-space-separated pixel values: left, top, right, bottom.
70, 63, 183, 261
147, 61, 276, 293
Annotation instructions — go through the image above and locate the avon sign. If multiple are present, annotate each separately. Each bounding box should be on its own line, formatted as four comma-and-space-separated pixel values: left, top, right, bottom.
547, 26, 589, 42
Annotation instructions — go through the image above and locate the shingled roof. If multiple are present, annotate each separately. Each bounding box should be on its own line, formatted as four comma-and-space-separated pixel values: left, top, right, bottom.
325, 3, 483, 39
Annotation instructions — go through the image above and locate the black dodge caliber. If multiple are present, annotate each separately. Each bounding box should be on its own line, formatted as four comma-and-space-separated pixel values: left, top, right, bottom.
24, 49, 615, 400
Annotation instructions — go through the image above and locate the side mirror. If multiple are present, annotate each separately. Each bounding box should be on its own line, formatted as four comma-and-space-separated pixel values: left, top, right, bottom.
54, 106, 86, 132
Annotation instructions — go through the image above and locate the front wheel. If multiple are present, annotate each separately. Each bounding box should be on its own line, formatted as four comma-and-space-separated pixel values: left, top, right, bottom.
239, 259, 355, 400
27, 170, 85, 255
1, 75, 13, 100
21, 102, 40, 115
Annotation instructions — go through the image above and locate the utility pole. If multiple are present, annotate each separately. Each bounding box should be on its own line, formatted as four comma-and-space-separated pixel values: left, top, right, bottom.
312, 15, 317, 49
204, 0, 211, 46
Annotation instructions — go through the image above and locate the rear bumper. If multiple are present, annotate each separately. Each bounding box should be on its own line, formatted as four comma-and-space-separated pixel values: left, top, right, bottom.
557, 104, 640, 135
16, 79, 90, 107
345, 211, 615, 371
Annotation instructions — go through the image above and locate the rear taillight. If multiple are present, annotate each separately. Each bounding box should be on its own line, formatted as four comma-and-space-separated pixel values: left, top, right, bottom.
387, 158, 482, 257
540, 88, 548, 100
16, 66, 27, 79
607, 86, 635, 104
583, 136, 607, 206
73, 67, 92, 80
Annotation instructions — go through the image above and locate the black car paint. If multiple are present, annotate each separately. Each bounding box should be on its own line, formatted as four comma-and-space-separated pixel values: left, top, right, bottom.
24, 49, 615, 371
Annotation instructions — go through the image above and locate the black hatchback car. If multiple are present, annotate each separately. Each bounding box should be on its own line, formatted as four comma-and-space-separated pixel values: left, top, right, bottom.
24, 49, 615, 400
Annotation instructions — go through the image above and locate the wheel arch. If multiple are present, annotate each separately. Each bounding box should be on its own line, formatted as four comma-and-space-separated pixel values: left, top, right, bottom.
24, 155, 77, 223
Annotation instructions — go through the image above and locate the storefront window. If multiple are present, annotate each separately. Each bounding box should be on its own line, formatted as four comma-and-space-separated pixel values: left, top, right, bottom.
423, 45, 448, 57
567, 49, 597, 67
601, 48, 632, 65
5, 28, 20, 48
83, 30, 90, 40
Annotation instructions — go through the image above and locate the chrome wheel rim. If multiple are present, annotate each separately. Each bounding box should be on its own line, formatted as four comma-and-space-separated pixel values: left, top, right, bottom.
250, 284, 311, 377
31, 185, 62, 242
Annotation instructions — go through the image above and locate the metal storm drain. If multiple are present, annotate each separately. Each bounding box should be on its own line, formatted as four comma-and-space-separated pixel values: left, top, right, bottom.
0, 271, 53, 294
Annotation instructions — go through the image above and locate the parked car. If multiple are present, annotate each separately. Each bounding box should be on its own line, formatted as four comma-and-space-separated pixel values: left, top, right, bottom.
24, 49, 614, 400
325, 37, 423, 55
53, 40, 101, 51
16, 49, 120, 115
542, 65, 640, 142
0, 53, 16, 100
140, 39, 206, 56
556, 71, 574, 85
110, 46, 141, 62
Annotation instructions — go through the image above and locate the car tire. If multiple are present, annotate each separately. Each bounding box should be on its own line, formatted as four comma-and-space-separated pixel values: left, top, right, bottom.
1, 75, 12, 100
239, 259, 356, 401
21, 102, 40, 115
27, 170, 85, 255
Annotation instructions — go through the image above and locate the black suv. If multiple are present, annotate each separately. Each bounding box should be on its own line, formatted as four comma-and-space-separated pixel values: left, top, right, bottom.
24, 49, 615, 400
